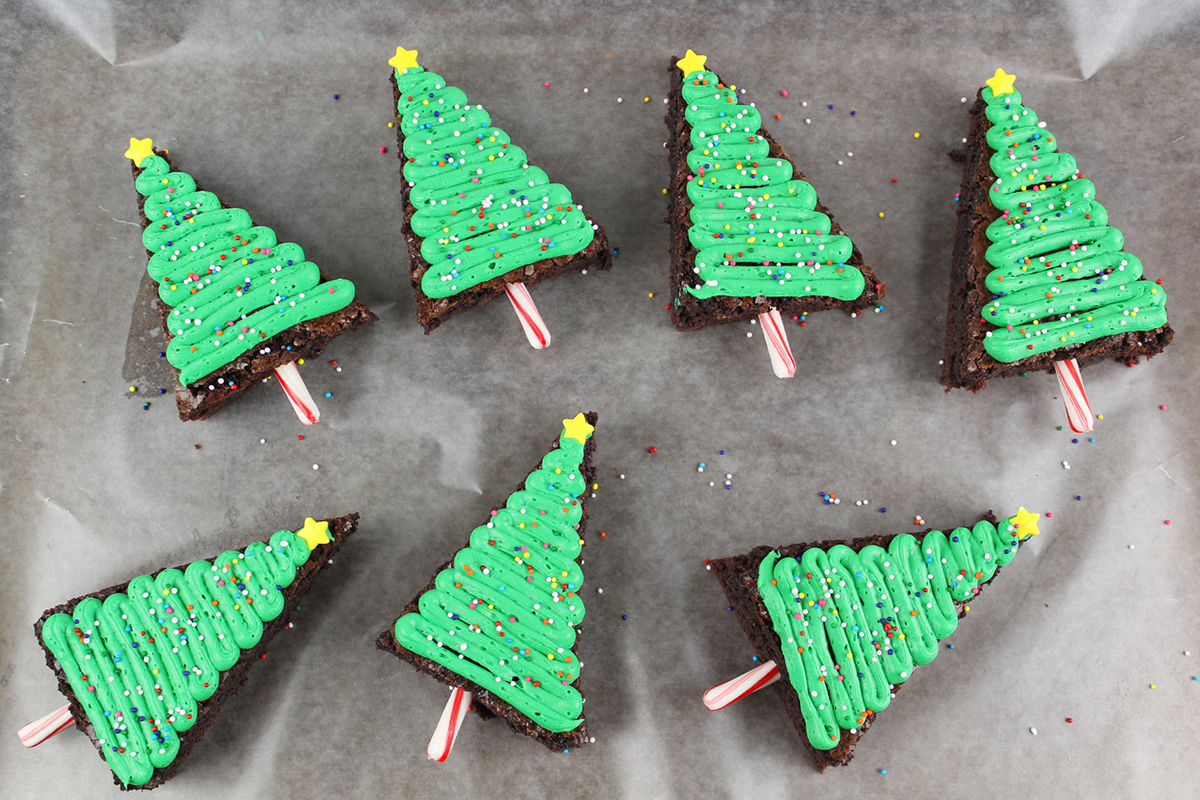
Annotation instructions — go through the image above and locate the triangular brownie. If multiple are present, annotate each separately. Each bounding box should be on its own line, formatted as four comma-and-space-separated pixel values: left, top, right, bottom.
708, 509, 1039, 769
377, 413, 597, 751
34, 513, 359, 789
665, 50, 884, 332
388, 47, 613, 334
941, 69, 1171, 391
125, 138, 378, 421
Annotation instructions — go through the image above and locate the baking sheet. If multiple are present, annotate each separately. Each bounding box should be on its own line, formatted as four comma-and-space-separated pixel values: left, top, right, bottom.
2, 1, 1199, 797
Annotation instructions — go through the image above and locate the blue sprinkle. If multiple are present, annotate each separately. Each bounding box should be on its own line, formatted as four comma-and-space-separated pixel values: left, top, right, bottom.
948, 644, 955, 649
751, 655, 759, 661
333, 94, 339, 100
719, 450, 725, 454
880, 507, 887, 513
622, 614, 628, 620
324, 392, 332, 398
881, 769, 887, 775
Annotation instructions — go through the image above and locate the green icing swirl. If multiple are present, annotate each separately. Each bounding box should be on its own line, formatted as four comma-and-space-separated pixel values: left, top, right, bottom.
394, 425, 591, 733
757, 518, 1024, 751
134, 155, 356, 386
393, 66, 595, 299
41, 529, 315, 787
679, 69, 864, 301
978, 86, 1167, 362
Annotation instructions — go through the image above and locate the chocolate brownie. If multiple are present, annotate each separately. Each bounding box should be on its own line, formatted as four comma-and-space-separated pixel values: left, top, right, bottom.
665, 56, 884, 332
34, 513, 359, 790
941, 88, 1171, 392
709, 513, 1030, 769
131, 150, 378, 421
377, 413, 598, 752
390, 67, 612, 335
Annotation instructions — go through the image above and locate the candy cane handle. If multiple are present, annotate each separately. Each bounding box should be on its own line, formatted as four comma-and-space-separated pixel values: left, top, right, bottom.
273, 361, 320, 425
759, 309, 796, 379
703, 661, 781, 710
17, 705, 74, 748
504, 282, 551, 349
427, 687, 472, 762
1054, 358, 1094, 433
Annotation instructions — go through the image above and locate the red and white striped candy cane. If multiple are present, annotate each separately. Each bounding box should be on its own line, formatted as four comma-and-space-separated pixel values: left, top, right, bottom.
504, 282, 551, 349
273, 361, 320, 425
17, 705, 73, 748
427, 687, 472, 762
1054, 358, 1094, 433
703, 660, 781, 711
758, 309, 796, 379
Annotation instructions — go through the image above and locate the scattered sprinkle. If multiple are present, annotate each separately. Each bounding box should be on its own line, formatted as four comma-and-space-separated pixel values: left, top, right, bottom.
1030, 727, 1038, 736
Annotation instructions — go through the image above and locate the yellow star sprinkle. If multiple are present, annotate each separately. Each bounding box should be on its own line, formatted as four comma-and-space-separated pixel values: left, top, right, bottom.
389, 46, 421, 73
1009, 507, 1041, 540
986, 68, 1017, 97
124, 137, 156, 167
561, 413, 594, 444
296, 517, 332, 550
676, 49, 707, 76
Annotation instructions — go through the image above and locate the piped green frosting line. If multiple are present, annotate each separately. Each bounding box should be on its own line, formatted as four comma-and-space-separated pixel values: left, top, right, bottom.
393, 65, 595, 299
41, 529, 318, 786
757, 516, 1030, 751
978, 85, 1167, 362
679, 69, 864, 302
134, 155, 356, 387
394, 422, 592, 733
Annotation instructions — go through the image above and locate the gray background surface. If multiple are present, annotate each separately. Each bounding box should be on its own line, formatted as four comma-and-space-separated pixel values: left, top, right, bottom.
2, 1, 1199, 797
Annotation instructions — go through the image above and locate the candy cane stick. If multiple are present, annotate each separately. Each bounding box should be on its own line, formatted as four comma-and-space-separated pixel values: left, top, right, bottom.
17, 705, 74, 748
427, 686, 472, 762
273, 361, 320, 425
1054, 358, 1094, 433
504, 282, 551, 349
758, 308, 796, 379
703, 660, 781, 711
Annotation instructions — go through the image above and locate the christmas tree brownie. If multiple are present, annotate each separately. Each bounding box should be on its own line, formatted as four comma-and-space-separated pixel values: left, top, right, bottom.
377, 413, 597, 752
707, 508, 1040, 769
125, 138, 378, 421
388, 47, 612, 338
942, 69, 1171, 392
665, 50, 884, 337
33, 513, 359, 789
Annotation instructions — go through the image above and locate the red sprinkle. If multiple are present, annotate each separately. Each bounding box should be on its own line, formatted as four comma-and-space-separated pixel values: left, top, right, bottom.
380, 146, 387, 153
648, 446, 658, 453
1066, 717, 1074, 723
297, 435, 304, 441
891, 178, 898, 183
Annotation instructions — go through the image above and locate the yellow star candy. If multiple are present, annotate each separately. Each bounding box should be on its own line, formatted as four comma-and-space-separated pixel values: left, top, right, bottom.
1009, 507, 1041, 540
389, 46, 421, 74
561, 413, 594, 444
986, 68, 1017, 97
124, 137, 156, 167
296, 517, 332, 550
676, 49, 707, 76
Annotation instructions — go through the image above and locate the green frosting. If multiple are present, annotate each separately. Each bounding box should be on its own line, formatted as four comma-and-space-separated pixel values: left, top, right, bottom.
679, 69, 864, 301
978, 86, 1167, 362
393, 65, 595, 299
757, 517, 1025, 751
394, 423, 592, 733
134, 155, 356, 387
41, 528, 319, 787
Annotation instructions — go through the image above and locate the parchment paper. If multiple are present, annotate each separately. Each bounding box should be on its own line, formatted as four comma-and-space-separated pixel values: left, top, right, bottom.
2, 1, 1198, 798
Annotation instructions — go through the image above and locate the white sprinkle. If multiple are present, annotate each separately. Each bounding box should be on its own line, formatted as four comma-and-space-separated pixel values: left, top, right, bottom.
617, 97, 623, 103
838, 160, 844, 166
260, 439, 266, 444
619, 474, 625, 479
847, 152, 853, 157
312, 464, 319, 470
746, 331, 753, 337
583, 88, 589, 93
1129, 544, 1135, 549
597, 588, 603, 594
805, 119, 811, 124
961, 97, 967, 103
890, 440, 897, 446
1030, 727, 1038, 736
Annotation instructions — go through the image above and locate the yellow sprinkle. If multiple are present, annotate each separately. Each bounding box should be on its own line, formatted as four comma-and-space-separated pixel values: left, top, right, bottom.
964, 605, 970, 612
1150, 684, 1157, 689
913, 132, 920, 138
388, 122, 394, 127
129, 386, 137, 392
878, 212, 885, 218
648, 292, 655, 298
592, 483, 598, 490
1097, 414, 1103, 420
662, 188, 668, 194
298, 358, 305, 365
644, 97, 650, 102
547, 654, 555, 660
